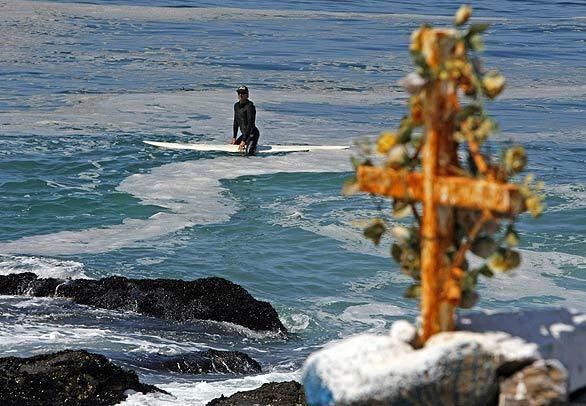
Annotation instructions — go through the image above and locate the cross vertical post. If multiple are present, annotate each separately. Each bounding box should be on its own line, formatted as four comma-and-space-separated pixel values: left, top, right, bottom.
419, 30, 460, 340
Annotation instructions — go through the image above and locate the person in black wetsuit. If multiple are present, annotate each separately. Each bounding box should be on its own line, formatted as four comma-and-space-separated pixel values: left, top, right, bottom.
231, 85, 260, 156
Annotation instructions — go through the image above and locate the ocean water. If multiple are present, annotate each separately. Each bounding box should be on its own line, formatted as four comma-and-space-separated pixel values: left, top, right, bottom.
0, 0, 584, 404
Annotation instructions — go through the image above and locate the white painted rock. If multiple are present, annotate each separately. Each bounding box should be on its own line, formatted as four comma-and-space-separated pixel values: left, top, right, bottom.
457, 307, 586, 392
302, 331, 537, 405
389, 319, 420, 347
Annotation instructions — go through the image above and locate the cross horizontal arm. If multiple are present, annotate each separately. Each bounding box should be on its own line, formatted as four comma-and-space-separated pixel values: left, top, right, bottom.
357, 166, 525, 215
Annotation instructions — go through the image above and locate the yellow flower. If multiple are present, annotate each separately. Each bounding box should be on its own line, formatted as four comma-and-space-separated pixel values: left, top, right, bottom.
504, 146, 527, 174
482, 72, 506, 99
474, 118, 493, 142
525, 195, 544, 218
454, 41, 466, 57
410, 96, 423, 125
454, 5, 472, 27
487, 249, 521, 273
376, 132, 399, 154
410, 29, 422, 52
505, 228, 520, 247
410, 27, 429, 53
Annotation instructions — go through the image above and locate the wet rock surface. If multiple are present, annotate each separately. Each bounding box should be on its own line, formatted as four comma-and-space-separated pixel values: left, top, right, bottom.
0, 272, 286, 333
140, 349, 262, 374
0, 349, 162, 406
499, 359, 568, 406
206, 381, 307, 406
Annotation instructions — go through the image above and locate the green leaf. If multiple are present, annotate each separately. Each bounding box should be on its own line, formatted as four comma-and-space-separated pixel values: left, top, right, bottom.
471, 237, 498, 258
460, 271, 478, 290
478, 265, 494, 278
397, 116, 414, 143
393, 200, 412, 219
469, 34, 484, 52
455, 104, 482, 122
467, 23, 490, 36
404, 284, 422, 299
391, 243, 402, 262
459, 289, 479, 309
350, 156, 372, 170
504, 224, 520, 247
364, 220, 386, 246
411, 51, 431, 77
487, 248, 521, 272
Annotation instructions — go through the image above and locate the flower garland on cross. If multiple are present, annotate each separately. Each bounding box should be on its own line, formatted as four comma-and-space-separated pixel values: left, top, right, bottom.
345, 5, 544, 342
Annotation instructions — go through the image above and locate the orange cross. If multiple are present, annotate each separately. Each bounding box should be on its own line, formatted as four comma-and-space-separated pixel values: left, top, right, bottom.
357, 28, 526, 341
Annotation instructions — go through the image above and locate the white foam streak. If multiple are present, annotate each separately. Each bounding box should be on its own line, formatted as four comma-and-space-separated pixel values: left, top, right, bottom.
0, 89, 394, 140
265, 193, 391, 257
0, 152, 351, 255
3, 86, 586, 138
546, 183, 586, 212
340, 303, 405, 332
0, 323, 113, 350
0, 319, 204, 355
482, 249, 586, 308
269, 193, 586, 309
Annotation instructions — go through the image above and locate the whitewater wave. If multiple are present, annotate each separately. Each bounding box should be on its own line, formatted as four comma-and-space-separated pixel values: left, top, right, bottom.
0, 255, 89, 279
120, 370, 301, 406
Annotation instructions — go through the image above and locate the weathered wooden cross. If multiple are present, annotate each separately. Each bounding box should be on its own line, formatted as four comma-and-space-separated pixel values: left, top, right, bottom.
357, 28, 527, 342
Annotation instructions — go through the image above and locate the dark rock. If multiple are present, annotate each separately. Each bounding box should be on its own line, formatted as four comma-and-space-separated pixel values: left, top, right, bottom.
206, 381, 307, 406
0, 349, 163, 406
0, 272, 286, 333
0, 272, 60, 296
570, 386, 586, 403
146, 349, 262, 374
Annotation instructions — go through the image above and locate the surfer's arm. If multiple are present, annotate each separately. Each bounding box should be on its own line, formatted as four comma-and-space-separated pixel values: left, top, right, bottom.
233, 110, 239, 139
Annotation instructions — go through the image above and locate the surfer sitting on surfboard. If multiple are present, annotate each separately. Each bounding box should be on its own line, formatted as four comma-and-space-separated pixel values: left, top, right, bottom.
231, 85, 260, 156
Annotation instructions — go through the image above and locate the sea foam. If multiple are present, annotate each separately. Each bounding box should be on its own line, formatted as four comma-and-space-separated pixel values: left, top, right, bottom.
0, 152, 351, 256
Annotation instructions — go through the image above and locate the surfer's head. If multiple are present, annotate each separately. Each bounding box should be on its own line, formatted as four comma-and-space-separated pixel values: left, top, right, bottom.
236, 85, 249, 95
236, 85, 249, 102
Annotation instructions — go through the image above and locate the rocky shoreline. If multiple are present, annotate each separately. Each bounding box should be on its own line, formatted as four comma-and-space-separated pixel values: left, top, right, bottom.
0, 347, 305, 406
0, 272, 286, 334
5, 271, 585, 406
0, 271, 288, 405
0, 350, 164, 406
206, 381, 307, 406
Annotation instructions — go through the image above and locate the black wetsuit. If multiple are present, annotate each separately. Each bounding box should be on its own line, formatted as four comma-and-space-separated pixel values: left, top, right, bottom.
233, 99, 260, 155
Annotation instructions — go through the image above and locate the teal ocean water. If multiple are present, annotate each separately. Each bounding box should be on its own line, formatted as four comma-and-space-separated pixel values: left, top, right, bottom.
0, 0, 585, 403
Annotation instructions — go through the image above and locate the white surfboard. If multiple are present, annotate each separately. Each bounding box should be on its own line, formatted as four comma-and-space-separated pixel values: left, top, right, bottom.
143, 140, 350, 153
